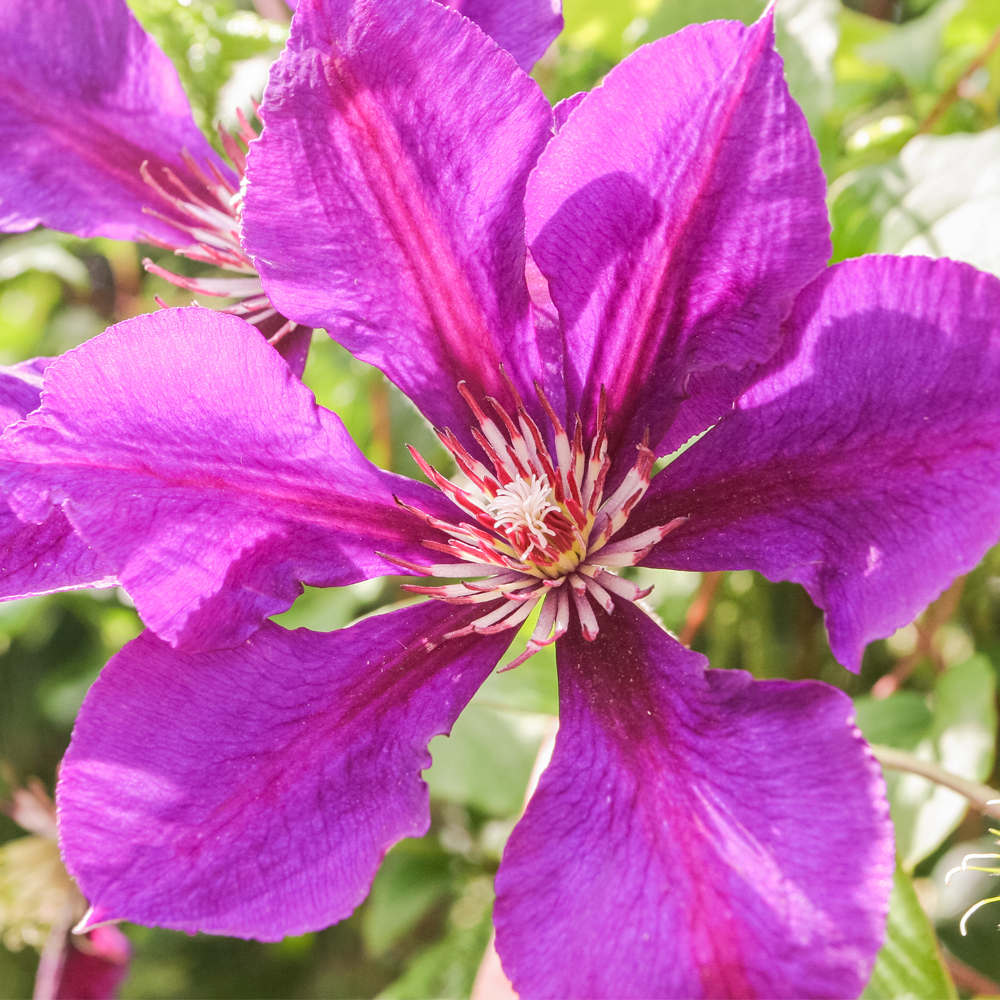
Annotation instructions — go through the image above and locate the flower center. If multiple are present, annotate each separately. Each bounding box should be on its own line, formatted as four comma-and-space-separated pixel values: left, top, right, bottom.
385, 373, 684, 667
484, 476, 561, 560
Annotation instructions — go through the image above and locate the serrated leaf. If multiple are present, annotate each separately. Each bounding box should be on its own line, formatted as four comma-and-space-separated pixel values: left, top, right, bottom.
862, 859, 957, 1000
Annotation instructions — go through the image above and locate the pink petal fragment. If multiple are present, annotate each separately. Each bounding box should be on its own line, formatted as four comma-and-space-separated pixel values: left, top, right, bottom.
55, 926, 130, 1000
494, 602, 894, 999
58, 603, 512, 939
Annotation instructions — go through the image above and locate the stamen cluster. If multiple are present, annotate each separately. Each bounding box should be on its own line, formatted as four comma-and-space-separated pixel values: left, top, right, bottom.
388, 375, 684, 668
139, 110, 302, 348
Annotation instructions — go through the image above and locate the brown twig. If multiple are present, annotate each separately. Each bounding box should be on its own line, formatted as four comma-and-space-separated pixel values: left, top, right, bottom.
679, 571, 723, 647
919, 21, 1000, 133
870, 744, 1000, 820
872, 576, 965, 698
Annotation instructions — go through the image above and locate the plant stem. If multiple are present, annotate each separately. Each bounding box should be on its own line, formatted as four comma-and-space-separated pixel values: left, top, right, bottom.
871, 744, 1000, 820
679, 571, 723, 647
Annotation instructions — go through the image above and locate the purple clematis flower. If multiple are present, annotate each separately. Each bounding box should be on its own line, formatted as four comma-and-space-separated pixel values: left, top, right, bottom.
3, 0, 1000, 995
0, 0, 562, 604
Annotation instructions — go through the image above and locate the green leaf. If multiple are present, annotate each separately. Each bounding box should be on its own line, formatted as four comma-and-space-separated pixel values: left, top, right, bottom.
127, 0, 286, 138
0, 271, 64, 364
425, 704, 548, 817
560, 0, 654, 63
855, 655, 998, 869
377, 878, 495, 1000
362, 843, 452, 957
854, 691, 933, 751
0, 233, 88, 289
831, 127, 1000, 271
857, 0, 963, 87
862, 859, 957, 1000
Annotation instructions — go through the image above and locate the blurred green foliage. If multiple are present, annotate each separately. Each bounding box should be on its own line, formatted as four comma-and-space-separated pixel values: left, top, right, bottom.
2, 0, 1000, 996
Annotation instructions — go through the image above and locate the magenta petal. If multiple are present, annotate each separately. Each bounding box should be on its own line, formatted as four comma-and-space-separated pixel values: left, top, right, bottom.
0, 357, 47, 426
0, 308, 452, 652
0, 0, 235, 244
494, 603, 893, 999
0, 358, 114, 600
525, 13, 829, 478
0, 506, 115, 602
55, 926, 130, 1000
444, 0, 563, 72
636, 255, 1000, 671
58, 604, 511, 939
243, 0, 555, 443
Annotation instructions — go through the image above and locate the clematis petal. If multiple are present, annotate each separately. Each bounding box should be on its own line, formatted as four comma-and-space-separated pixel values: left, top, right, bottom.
0, 0, 235, 244
0, 358, 114, 600
58, 603, 511, 939
0, 357, 47, 426
0, 308, 455, 652
443, 0, 563, 72
55, 926, 130, 1000
288, 0, 563, 67
525, 13, 830, 481
494, 602, 893, 999
0, 506, 115, 602
635, 255, 1000, 672
243, 0, 555, 445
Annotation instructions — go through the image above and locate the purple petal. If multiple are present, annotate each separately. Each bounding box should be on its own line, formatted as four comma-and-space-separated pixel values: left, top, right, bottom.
635, 255, 1000, 672
0, 506, 115, 602
525, 13, 830, 481
243, 0, 555, 446
55, 926, 130, 1000
58, 603, 511, 939
494, 602, 893, 999
0, 308, 454, 652
0, 357, 47, 426
552, 90, 587, 131
271, 322, 314, 379
443, 0, 563, 72
0, 0, 235, 244
0, 358, 114, 600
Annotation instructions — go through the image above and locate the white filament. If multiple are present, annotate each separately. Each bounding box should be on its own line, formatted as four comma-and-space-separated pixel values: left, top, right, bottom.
485, 476, 558, 551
